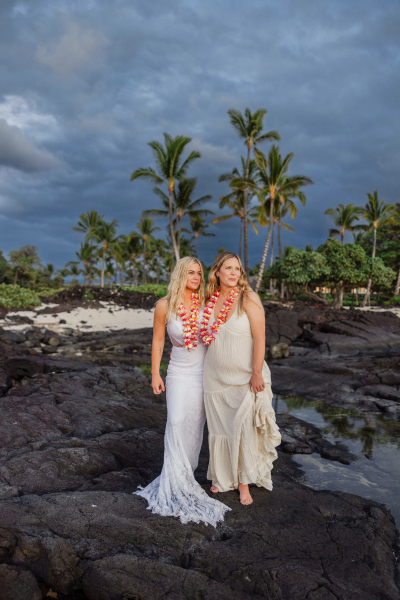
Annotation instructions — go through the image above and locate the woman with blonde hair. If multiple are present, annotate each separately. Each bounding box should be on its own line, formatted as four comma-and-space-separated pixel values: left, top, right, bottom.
135, 256, 229, 526
201, 251, 281, 505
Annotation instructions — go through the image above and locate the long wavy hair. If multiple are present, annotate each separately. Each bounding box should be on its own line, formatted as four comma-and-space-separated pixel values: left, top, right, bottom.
163, 256, 205, 323
206, 251, 252, 314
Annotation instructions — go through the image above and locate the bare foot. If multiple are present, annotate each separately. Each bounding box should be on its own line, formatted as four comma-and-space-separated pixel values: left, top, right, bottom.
210, 485, 219, 493
238, 483, 253, 505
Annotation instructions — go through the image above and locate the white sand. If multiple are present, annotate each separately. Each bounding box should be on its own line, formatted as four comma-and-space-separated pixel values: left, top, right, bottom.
344, 305, 400, 318
0, 302, 155, 332
1, 301, 399, 334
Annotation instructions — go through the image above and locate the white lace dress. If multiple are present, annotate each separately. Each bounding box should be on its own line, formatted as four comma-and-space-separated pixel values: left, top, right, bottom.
134, 313, 230, 526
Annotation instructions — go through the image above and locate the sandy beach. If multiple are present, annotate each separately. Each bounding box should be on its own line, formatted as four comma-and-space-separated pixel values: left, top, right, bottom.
0, 302, 155, 332
1, 301, 398, 335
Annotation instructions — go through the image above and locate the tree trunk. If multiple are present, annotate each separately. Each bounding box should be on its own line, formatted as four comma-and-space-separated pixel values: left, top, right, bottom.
133, 260, 138, 287
101, 247, 106, 288
143, 241, 147, 284
13, 269, 18, 285
269, 221, 276, 296
169, 185, 179, 262
332, 286, 344, 309
195, 235, 198, 258
303, 289, 330, 305
243, 145, 251, 276
255, 197, 274, 294
177, 216, 181, 257
278, 202, 284, 300
394, 268, 400, 297
239, 218, 243, 261
362, 226, 377, 306
156, 255, 160, 284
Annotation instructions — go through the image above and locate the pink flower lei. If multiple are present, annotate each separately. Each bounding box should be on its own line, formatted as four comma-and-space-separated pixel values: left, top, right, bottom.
200, 286, 239, 346
177, 292, 200, 351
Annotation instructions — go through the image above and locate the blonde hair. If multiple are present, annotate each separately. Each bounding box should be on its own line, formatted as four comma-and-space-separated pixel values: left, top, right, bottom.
164, 257, 205, 323
206, 251, 252, 314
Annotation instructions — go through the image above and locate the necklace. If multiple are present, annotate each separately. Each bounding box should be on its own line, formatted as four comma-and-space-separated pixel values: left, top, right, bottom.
200, 287, 239, 346
177, 292, 200, 351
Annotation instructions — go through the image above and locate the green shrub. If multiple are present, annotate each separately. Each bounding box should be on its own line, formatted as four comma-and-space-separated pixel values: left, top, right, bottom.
0, 284, 41, 308
296, 293, 311, 302
83, 290, 94, 301
123, 284, 168, 298
385, 295, 400, 305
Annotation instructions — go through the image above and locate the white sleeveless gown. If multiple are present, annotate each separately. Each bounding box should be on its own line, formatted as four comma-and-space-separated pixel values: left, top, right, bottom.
134, 314, 230, 526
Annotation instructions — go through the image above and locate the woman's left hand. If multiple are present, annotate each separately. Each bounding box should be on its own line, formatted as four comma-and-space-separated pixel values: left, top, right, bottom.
250, 372, 265, 395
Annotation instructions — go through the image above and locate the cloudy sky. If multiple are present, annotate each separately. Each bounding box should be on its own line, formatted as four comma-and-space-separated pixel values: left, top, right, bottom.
0, 0, 399, 269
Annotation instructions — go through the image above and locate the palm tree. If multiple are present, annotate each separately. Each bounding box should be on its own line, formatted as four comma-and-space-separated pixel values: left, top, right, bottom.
276, 188, 307, 298
276, 187, 306, 259
88, 219, 118, 288
72, 210, 104, 237
57, 267, 70, 280
122, 233, 142, 286
324, 204, 364, 244
130, 134, 201, 261
111, 238, 130, 286
249, 146, 313, 293
218, 157, 259, 261
213, 196, 259, 260
178, 235, 195, 258
391, 203, 400, 296
75, 242, 96, 285
360, 190, 394, 306
227, 108, 280, 274
150, 238, 169, 284
189, 214, 215, 257
65, 262, 82, 285
352, 231, 364, 244
136, 216, 160, 284
256, 199, 295, 296
73, 211, 104, 283
144, 177, 213, 255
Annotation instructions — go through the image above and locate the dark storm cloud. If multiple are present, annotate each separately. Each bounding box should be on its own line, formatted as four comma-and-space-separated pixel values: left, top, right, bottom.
0, 0, 399, 267
0, 119, 60, 171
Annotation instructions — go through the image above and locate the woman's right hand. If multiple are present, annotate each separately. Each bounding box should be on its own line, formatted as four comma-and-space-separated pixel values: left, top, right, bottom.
152, 373, 165, 395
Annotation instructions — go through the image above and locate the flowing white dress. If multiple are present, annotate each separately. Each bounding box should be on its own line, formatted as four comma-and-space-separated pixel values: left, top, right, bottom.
134, 312, 230, 526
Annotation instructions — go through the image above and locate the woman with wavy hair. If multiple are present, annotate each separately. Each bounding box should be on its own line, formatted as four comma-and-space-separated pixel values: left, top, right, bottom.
200, 252, 281, 505
135, 256, 229, 526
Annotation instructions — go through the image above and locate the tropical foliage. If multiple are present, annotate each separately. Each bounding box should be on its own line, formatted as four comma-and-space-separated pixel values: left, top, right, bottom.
130, 134, 201, 261
2, 108, 399, 308
227, 108, 280, 274
0, 283, 41, 308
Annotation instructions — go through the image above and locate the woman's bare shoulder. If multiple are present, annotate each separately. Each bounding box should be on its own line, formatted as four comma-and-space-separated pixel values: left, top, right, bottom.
243, 290, 263, 310
154, 298, 168, 316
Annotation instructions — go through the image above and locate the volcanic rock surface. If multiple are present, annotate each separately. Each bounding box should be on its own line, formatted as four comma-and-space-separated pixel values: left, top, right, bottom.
0, 320, 399, 599
264, 304, 400, 420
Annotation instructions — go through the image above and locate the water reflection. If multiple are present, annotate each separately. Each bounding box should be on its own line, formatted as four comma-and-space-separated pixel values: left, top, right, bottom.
277, 396, 400, 458
275, 395, 400, 527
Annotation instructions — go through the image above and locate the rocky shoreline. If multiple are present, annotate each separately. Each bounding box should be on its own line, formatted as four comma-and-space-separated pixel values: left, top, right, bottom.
0, 300, 399, 599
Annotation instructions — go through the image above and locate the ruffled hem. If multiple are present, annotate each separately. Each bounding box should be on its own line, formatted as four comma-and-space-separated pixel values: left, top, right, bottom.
252, 395, 281, 489
134, 480, 231, 527
207, 388, 281, 492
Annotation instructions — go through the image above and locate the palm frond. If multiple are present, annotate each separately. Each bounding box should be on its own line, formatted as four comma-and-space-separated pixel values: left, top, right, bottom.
130, 167, 163, 184
176, 149, 201, 179
227, 109, 247, 139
